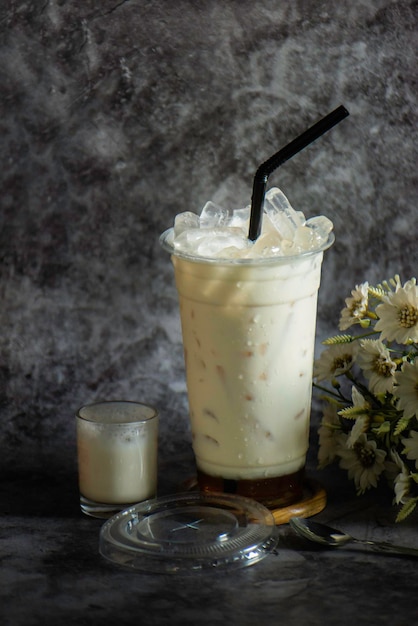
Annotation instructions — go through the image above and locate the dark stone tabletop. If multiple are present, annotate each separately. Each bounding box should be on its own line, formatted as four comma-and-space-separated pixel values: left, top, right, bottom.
2, 443, 418, 626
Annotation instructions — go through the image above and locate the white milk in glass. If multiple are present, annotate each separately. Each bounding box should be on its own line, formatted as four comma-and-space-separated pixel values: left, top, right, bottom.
76, 401, 158, 516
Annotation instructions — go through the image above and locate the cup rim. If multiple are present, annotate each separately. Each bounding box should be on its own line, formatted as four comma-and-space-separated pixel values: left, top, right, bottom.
159, 228, 334, 265
76, 400, 159, 425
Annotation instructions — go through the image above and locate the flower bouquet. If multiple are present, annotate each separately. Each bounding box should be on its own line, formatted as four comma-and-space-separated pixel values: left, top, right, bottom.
314, 275, 418, 521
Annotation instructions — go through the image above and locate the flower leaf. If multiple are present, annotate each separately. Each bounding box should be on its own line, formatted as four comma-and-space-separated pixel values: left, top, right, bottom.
338, 406, 367, 419
373, 275, 401, 296
323, 334, 355, 345
394, 416, 411, 436
368, 285, 387, 299
372, 421, 391, 436
395, 498, 418, 522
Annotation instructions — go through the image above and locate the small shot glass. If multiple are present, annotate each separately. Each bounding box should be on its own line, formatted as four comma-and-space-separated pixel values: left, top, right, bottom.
76, 401, 159, 518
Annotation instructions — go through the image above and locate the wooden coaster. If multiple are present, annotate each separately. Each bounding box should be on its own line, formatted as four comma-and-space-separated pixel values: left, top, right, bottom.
181, 476, 327, 525
270, 478, 327, 525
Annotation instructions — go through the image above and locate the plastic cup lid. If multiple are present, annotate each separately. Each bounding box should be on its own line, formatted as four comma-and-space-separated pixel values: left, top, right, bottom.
99, 491, 278, 575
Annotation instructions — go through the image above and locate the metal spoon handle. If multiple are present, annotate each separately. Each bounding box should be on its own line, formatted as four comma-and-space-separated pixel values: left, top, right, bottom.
355, 539, 418, 558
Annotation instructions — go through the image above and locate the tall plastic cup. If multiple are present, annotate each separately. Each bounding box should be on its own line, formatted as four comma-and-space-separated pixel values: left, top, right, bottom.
161, 230, 334, 508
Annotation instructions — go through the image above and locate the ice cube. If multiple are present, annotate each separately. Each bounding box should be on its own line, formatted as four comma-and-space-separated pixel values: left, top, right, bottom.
292, 217, 333, 251
305, 216, 333, 240
200, 201, 232, 229
195, 227, 248, 257
229, 205, 251, 229
173, 228, 208, 253
260, 213, 282, 237
263, 187, 305, 241
215, 245, 250, 259
174, 211, 200, 237
174, 226, 248, 257
245, 230, 284, 258
292, 225, 316, 251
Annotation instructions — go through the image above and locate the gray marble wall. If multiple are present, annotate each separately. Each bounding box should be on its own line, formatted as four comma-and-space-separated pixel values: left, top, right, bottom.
1, 1, 417, 472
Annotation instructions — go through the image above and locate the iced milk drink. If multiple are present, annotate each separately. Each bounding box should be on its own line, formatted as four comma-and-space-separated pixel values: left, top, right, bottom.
161, 188, 334, 507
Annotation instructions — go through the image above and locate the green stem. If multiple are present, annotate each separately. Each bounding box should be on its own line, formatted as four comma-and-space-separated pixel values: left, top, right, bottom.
313, 382, 349, 403
345, 371, 382, 408
352, 329, 380, 340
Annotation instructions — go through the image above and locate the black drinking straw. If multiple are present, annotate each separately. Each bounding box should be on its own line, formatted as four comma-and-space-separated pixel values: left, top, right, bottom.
248, 105, 349, 241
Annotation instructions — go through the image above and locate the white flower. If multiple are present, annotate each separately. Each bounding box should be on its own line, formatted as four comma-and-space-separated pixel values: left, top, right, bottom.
314, 342, 358, 382
339, 282, 369, 330
375, 278, 418, 344
396, 360, 418, 420
388, 450, 411, 505
401, 429, 418, 470
351, 385, 368, 410
317, 403, 345, 468
357, 339, 397, 394
338, 434, 387, 494
315, 274, 418, 520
